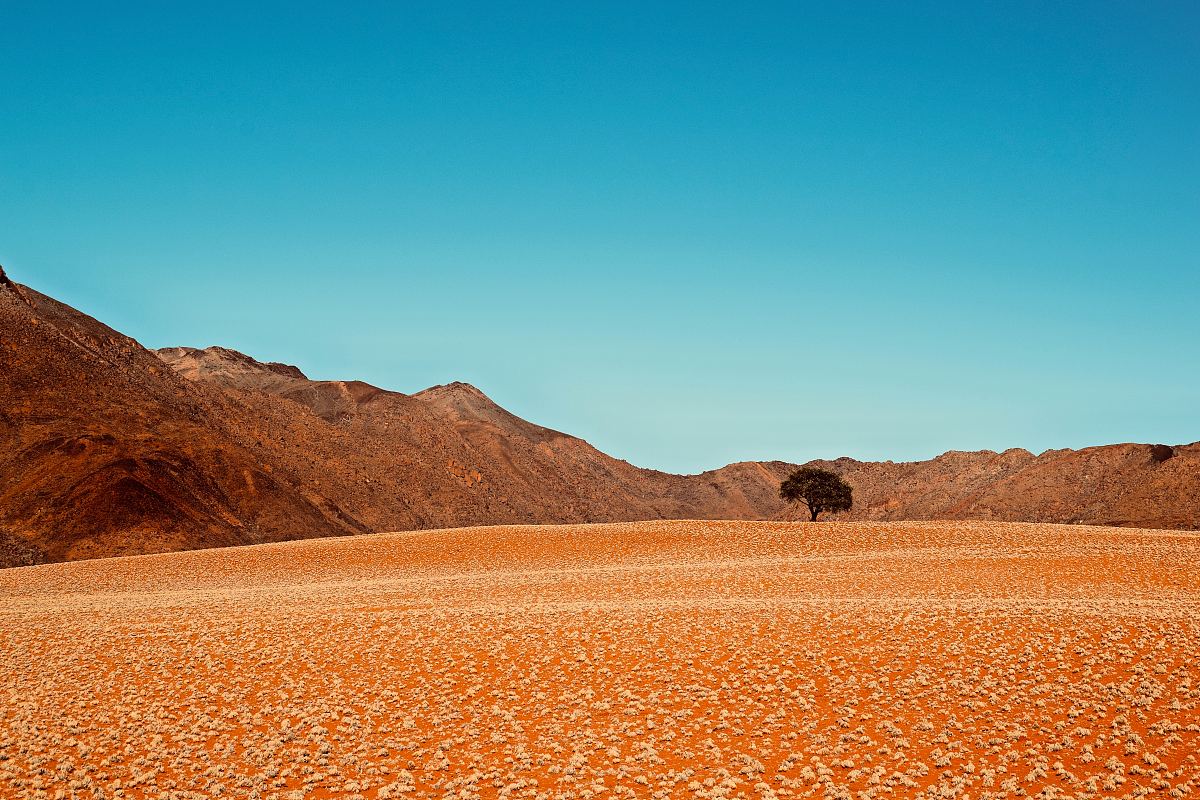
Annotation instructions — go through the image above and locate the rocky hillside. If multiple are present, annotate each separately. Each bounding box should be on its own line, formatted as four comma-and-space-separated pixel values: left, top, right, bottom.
786, 443, 1198, 529
2, 268, 1196, 565
0, 272, 364, 565
153, 345, 783, 533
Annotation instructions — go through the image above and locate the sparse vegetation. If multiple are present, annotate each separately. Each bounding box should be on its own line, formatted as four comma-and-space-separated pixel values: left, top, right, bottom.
779, 466, 853, 520
1, 519, 1198, 799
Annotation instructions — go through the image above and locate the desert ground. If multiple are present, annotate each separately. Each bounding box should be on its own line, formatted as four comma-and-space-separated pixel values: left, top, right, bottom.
2, 520, 1198, 800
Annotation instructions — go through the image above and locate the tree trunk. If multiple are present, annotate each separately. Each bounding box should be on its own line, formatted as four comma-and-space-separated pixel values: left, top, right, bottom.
809, 505, 819, 522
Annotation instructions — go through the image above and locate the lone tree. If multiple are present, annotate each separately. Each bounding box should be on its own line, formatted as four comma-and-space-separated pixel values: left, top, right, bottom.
780, 466, 853, 521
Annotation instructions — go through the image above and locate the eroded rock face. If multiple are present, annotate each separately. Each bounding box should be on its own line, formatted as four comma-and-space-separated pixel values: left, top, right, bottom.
0, 528, 43, 567
1, 270, 1198, 565
0, 265, 27, 300
1151, 443, 1176, 463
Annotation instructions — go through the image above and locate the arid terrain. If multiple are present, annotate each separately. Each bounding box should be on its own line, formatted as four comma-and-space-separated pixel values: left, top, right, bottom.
2, 519, 1198, 799
2, 269, 1197, 567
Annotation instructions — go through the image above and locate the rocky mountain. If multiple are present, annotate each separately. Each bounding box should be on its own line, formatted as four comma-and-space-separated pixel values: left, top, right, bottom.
788, 443, 1198, 529
1, 268, 1196, 566
152, 345, 781, 533
0, 271, 367, 566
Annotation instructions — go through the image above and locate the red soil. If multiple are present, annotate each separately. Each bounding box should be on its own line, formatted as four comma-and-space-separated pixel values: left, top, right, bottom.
2, 520, 1198, 799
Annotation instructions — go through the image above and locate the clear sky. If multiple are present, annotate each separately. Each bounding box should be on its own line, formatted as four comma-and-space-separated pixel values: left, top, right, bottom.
2, 2, 1198, 473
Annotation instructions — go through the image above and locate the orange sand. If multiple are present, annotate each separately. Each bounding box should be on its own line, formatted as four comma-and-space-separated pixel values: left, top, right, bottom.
2, 520, 1198, 799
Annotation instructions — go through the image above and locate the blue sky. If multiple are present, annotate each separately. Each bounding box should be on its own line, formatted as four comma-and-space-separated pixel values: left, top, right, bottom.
2, 1, 1198, 473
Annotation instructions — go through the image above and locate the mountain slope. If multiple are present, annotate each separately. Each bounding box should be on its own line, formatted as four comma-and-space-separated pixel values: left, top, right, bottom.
154, 346, 752, 531
0, 274, 364, 564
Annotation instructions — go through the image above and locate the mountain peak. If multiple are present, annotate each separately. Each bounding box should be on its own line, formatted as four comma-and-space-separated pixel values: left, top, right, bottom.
416, 380, 489, 400
157, 346, 308, 381
0, 266, 31, 306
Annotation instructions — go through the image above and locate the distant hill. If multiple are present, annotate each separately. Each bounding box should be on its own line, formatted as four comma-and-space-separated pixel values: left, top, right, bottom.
1, 267, 1196, 565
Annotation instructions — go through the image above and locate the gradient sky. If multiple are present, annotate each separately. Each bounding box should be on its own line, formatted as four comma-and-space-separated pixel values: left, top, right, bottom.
2, 2, 1198, 473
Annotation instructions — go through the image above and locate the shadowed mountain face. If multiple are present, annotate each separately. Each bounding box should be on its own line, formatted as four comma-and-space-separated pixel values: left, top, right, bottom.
0, 279, 365, 565
2, 273, 1197, 565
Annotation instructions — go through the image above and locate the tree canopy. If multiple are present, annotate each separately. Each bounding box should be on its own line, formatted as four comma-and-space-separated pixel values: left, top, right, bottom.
779, 466, 853, 521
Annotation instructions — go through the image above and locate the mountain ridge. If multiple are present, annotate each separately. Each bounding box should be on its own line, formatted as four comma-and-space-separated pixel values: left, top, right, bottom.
2, 273, 1197, 566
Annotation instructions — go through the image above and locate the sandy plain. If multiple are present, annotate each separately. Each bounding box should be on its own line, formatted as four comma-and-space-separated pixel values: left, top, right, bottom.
2, 520, 1199, 800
